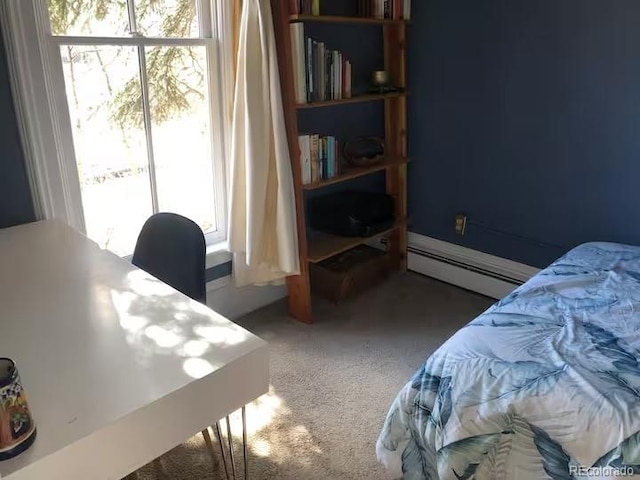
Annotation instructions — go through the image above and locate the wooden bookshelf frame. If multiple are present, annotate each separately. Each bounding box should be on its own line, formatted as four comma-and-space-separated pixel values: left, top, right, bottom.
271, 3, 409, 323
295, 91, 406, 109
290, 14, 407, 25
302, 157, 409, 190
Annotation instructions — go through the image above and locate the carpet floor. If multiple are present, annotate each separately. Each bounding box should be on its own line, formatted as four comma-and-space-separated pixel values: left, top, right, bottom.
131, 273, 493, 480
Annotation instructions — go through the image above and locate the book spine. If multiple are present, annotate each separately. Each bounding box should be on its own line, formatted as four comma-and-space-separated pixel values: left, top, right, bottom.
289, 25, 299, 101
312, 40, 319, 102
404, 0, 411, 19
290, 24, 306, 104
317, 43, 323, 102
310, 134, 320, 183
324, 48, 330, 101
322, 137, 331, 178
312, 0, 320, 16
289, 0, 300, 14
337, 52, 343, 99
384, 0, 390, 18
335, 138, 340, 174
333, 51, 340, 100
328, 137, 332, 178
329, 52, 334, 100
319, 137, 324, 179
394, 0, 401, 20
341, 58, 346, 102
321, 137, 327, 179
306, 37, 314, 102
344, 61, 352, 99
327, 137, 336, 178
298, 135, 311, 184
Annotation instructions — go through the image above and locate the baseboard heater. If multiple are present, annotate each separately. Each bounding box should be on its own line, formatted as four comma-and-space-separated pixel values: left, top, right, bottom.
408, 246, 524, 286
406, 236, 539, 299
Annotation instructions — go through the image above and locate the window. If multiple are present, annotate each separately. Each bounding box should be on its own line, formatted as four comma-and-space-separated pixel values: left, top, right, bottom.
2, 0, 233, 257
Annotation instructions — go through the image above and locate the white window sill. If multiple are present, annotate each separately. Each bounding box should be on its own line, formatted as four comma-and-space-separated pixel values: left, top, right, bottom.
206, 242, 231, 269
122, 242, 230, 270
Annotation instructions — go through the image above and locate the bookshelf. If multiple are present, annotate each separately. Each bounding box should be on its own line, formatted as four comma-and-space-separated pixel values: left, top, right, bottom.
302, 156, 409, 190
308, 218, 408, 263
289, 14, 407, 25
271, 1, 409, 323
295, 91, 406, 109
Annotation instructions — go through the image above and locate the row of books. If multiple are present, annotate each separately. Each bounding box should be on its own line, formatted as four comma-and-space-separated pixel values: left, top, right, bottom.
290, 23, 352, 104
290, 0, 320, 15
357, 0, 411, 19
298, 135, 340, 185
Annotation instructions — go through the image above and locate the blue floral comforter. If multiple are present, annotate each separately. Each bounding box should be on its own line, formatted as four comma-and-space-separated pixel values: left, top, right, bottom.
377, 242, 640, 479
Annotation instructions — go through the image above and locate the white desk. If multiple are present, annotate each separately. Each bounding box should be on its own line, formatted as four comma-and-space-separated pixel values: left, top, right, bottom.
0, 221, 268, 480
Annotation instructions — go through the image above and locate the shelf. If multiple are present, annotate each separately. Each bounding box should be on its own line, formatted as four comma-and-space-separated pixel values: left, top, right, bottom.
302, 157, 409, 190
296, 92, 406, 109
307, 218, 408, 264
290, 14, 408, 25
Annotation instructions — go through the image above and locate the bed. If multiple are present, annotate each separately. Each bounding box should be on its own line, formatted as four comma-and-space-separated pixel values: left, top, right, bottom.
377, 242, 640, 479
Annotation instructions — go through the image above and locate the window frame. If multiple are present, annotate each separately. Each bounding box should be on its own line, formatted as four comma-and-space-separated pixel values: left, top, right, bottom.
1, 0, 233, 255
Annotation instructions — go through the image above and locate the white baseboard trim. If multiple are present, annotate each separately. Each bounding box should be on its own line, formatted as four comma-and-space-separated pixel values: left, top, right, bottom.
206, 276, 287, 320
408, 233, 540, 299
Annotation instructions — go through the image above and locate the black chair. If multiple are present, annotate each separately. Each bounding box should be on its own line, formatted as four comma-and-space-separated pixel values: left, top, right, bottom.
132, 213, 237, 480
132, 212, 206, 303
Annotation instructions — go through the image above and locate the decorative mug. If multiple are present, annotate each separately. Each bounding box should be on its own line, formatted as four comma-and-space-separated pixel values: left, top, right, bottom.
0, 358, 37, 461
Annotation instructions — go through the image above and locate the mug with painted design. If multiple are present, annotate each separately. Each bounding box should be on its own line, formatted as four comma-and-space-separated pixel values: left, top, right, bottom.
0, 358, 37, 461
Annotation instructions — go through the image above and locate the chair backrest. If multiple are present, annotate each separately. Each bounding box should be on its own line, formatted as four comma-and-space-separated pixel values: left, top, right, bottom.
132, 213, 206, 303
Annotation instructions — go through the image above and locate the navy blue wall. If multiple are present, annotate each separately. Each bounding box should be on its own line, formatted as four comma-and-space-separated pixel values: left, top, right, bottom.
408, 0, 640, 267
0, 26, 36, 228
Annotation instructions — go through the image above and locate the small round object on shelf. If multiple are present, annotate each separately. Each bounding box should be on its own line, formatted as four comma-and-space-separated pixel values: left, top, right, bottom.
343, 137, 385, 167
372, 70, 390, 86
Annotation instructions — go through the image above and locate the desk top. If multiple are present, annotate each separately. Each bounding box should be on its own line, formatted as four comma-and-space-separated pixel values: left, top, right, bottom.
0, 221, 268, 479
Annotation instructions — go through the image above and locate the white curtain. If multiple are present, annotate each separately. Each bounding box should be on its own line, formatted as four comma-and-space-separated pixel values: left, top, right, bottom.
228, 0, 300, 286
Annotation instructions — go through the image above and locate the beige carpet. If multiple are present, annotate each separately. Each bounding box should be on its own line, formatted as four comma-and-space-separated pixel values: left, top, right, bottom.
130, 273, 493, 480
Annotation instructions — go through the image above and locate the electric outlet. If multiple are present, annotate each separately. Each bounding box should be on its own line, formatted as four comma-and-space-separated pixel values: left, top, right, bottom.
455, 214, 467, 235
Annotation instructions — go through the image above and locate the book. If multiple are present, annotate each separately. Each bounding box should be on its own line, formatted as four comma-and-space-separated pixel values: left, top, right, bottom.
310, 134, 320, 183
312, 40, 319, 102
320, 138, 329, 180
290, 0, 300, 14
327, 137, 333, 177
403, 0, 411, 19
312, 0, 320, 16
375, 0, 384, 18
299, 135, 339, 181
319, 137, 325, 179
344, 61, 352, 99
317, 42, 326, 102
337, 52, 343, 100
306, 37, 314, 102
290, 23, 306, 104
329, 52, 334, 100
324, 46, 330, 101
298, 135, 311, 184
298, 35, 351, 103
332, 50, 339, 99
393, 0, 402, 20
